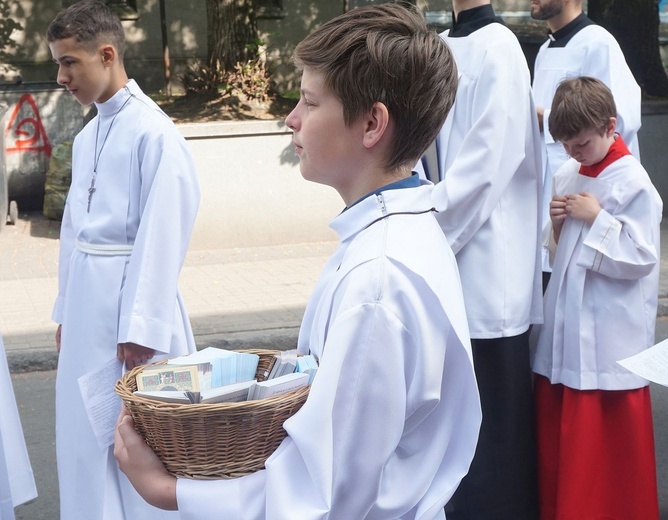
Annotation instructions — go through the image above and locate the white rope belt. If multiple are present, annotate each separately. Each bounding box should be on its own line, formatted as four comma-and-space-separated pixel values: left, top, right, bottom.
75, 239, 133, 256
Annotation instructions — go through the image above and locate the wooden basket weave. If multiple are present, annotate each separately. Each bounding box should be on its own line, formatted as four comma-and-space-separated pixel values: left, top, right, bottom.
114, 349, 309, 479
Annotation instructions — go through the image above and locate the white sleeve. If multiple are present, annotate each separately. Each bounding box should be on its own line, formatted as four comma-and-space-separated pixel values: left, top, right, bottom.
52, 189, 75, 324
176, 304, 413, 518
577, 182, 660, 280
177, 471, 266, 519
432, 38, 536, 254
176, 298, 476, 519
116, 125, 200, 352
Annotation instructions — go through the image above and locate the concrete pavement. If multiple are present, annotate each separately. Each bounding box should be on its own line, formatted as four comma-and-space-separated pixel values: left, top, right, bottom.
0, 211, 337, 372
2, 209, 668, 373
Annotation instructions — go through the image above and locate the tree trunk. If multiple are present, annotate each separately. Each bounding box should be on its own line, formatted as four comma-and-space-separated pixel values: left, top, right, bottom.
206, 0, 259, 73
588, 0, 668, 97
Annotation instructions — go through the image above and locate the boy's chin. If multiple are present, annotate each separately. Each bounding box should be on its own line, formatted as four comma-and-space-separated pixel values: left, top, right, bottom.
70, 93, 93, 107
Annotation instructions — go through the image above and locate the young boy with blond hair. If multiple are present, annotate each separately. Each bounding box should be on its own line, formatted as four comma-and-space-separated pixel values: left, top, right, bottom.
532, 76, 661, 519
114, 4, 482, 519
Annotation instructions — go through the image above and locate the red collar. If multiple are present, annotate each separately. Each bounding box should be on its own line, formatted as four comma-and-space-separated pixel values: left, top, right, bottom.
578, 135, 631, 178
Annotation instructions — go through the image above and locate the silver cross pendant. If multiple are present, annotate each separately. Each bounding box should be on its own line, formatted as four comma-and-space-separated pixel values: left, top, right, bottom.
87, 174, 97, 213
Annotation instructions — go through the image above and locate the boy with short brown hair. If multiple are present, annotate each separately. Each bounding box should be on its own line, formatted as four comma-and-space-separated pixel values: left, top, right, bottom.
532, 76, 661, 519
115, 4, 482, 519
47, 1, 200, 518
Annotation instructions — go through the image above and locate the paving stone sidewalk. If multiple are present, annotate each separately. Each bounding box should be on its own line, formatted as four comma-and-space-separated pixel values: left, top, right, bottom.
2, 211, 667, 372
0, 211, 336, 372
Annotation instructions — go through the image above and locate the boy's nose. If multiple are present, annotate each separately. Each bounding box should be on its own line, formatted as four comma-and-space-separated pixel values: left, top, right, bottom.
56, 69, 68, 86
285, 107, 299, 131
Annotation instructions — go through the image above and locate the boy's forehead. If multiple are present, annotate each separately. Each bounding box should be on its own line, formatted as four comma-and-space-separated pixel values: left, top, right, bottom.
562, 127, 601, 144
49, 36, 96, 58
300, 68, 327, 92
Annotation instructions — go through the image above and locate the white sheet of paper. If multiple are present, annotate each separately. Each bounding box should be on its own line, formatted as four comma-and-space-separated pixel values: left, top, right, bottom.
77, 358, 123, 449
617, 338, 668, 387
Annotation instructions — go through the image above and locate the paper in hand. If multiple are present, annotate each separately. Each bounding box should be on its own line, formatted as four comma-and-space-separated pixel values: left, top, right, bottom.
77, 357, 123, 449
617, 338, 668, 387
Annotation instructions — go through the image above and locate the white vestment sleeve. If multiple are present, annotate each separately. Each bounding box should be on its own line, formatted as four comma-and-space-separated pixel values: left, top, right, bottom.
577, 201, 659, 280
176, 305, 411, 518
431, 37, 534, 254
176, 300, 473, 519
51, 183, 76, 324
117, 128, 200, 352
177, 471, 266, 519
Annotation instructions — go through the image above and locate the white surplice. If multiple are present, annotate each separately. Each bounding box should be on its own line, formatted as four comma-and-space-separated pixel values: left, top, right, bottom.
532, 156, 662, 390
0, 335, 37, 517
532, 24, 642, 271
428, 22, 543, 338
53, 80, 200, 520
177, 184, 482, 519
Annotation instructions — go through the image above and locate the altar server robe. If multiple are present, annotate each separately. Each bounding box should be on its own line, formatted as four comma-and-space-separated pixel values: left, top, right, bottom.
177, 183, 482, 519
532, 22, 642, 270
532, 156, 661, 390
53, 80, 200, 520
427, 22, 543, 338
0, 336, 37, 517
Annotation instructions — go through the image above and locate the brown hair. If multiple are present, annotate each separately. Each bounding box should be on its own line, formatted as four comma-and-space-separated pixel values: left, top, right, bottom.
46, 0, 126, 61
293, 3, 458, 171
548, 76, 616, 142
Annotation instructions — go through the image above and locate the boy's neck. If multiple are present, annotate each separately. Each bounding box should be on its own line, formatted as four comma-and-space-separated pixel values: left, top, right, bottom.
98, 69, 130, 104
340, 166, 412, 207
343, 168, 416, 209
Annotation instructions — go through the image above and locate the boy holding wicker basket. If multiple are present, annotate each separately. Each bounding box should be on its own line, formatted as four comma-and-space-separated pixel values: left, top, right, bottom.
115, 4, 482, 518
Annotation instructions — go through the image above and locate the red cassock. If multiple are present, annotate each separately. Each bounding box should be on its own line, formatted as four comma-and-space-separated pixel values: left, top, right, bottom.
534, 375, 659, 520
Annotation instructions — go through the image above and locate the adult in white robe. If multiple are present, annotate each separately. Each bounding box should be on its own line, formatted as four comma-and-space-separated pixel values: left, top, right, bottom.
0, 335, 37, 518
53, 79, 200, 520
176, 181, 482, 519
418, 3, 543, 518
531, 11, 642, 272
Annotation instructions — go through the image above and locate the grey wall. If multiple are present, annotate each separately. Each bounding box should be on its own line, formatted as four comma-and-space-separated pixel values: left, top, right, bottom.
178, 121, 341, 250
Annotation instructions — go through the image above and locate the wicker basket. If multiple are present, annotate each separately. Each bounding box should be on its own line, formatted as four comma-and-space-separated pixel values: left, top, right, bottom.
114, 349, 310, 479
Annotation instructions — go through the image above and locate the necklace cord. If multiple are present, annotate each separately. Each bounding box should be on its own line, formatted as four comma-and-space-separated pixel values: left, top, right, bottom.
88, 88, 133, 213
93, 90, 133, 174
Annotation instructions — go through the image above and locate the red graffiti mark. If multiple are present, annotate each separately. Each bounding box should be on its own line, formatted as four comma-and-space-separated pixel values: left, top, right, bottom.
4, 93, 52, 157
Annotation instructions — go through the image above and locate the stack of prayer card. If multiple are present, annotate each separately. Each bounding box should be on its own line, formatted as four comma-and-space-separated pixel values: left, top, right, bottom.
133, 347, 260, 404
247, 372, 310, 401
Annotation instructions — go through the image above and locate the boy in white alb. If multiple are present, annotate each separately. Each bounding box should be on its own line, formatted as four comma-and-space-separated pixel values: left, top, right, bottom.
532, 76, 661, 519
114, 4, 482, 519
47, 1, 200, 518
530, 0, 641, 277
0, 334, 37, 519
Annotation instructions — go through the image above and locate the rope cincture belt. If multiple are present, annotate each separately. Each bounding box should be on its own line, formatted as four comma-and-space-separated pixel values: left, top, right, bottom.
75, 239, 133, 256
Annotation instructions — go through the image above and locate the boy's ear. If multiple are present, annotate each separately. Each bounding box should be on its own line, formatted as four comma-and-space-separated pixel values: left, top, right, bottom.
100, 44, 117, 67
362, 102, 390, 150
606, 116, 617, 137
